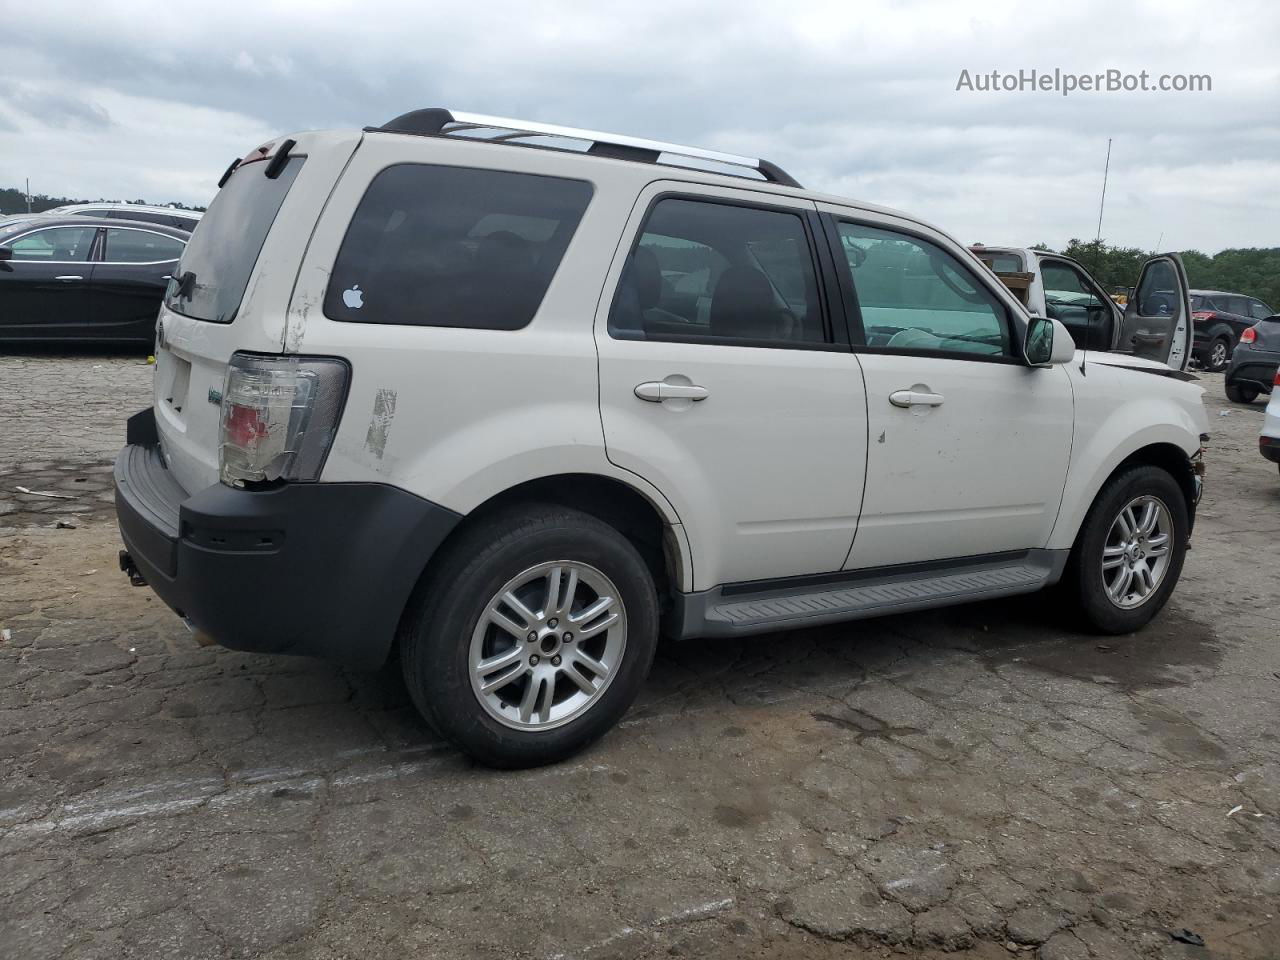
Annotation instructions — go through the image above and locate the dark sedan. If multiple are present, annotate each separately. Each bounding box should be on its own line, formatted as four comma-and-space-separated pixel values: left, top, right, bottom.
1225, 314, 1280, 404
0, 216, 187, 344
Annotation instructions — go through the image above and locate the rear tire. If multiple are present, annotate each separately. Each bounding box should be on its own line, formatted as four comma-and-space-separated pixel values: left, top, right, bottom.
1205, 337, 1231, 372
400, 504, 658, 768
1063, 466, 1189, 635
1225, 382, 1259, 404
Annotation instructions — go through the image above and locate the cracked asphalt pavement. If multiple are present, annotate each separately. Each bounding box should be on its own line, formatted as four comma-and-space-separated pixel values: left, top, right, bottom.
2, 351, 1278, 959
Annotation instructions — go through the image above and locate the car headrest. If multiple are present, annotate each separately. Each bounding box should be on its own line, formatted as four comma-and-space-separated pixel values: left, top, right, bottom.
710, 265, 779, 340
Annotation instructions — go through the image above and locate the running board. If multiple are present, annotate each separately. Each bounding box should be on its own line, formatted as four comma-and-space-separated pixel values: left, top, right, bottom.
669, 549, 1069, 639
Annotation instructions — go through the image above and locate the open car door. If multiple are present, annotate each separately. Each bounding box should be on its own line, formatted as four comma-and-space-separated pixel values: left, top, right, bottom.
1117, 253, 1192, 370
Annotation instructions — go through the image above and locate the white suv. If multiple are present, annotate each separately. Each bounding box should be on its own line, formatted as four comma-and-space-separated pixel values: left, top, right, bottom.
114, 109, 1209, 767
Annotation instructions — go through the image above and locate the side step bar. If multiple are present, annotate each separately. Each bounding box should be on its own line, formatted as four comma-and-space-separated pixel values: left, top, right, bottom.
669, 549, 1069, 639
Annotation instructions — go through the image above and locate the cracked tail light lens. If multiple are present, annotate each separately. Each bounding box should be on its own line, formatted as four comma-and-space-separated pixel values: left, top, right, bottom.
218, 353, 349, 487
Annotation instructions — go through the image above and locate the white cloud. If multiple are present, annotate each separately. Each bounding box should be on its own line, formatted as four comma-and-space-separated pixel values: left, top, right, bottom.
0, 0, 1276, 252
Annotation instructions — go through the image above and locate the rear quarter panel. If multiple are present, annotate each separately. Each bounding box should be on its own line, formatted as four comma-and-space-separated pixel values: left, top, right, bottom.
289, 135, 694, 586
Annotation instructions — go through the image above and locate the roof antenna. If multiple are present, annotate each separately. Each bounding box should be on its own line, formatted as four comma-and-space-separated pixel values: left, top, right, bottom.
1081, 137, 1112, 376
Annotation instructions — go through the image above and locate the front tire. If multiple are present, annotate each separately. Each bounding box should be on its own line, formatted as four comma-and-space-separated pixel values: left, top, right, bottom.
1064, 466, 1189, 634
400, 504, 658, 768
1225, 381, 1259, 404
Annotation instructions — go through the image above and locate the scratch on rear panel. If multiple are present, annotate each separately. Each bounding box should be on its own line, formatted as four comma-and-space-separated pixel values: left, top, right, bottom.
365, 389, 397, 460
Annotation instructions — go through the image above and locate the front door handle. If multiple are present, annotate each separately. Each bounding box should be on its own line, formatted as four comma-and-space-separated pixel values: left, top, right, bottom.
54, 275, 83, 281
889, 389, 945, 408
635, 381, 710, 402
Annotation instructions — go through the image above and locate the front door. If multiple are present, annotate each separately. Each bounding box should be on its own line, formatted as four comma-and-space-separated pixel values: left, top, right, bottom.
0, 224, 99, 338
595, 183, 868, 591
820, 209, 1075, 570
1118, 254, 1192, 370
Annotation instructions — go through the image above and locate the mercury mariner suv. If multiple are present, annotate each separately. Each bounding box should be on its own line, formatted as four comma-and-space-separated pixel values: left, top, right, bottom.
114, 108, 1209, 767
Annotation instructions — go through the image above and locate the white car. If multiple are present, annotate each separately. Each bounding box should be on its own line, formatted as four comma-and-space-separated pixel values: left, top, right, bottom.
1262, 373, 1280, 473
114, 110, 1209, 767
44, 202, 202, 233
971, 244, 1190, 368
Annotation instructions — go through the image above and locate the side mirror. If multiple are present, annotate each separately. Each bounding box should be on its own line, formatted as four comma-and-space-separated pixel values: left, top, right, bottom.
1025, 316, 1075, 366
0, 247, 12, 261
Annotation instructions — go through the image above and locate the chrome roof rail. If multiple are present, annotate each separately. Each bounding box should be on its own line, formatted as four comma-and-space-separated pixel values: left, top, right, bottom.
370, 108, 801, 188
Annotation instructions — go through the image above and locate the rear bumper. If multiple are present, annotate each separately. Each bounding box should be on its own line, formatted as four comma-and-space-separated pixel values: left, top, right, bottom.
1226, 345, 1280, 392
114, 410, 461, 669
1261, 435, 1280, 464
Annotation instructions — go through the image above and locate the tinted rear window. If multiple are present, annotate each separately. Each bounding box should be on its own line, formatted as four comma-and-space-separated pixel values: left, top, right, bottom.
165, 156, 304, 323
324, 164, 592, 330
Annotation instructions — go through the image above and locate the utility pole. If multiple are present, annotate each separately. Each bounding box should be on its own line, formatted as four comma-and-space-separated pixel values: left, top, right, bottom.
25, 177, 31, 213
1094, 139, 1111, 245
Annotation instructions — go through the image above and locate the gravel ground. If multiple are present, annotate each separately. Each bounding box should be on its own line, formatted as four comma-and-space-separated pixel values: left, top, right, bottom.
1, 353, 1277, 960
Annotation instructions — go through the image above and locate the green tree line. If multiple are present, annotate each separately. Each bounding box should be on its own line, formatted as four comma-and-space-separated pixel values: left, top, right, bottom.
1031, 239, 1280, 312
0, 186, 204, 215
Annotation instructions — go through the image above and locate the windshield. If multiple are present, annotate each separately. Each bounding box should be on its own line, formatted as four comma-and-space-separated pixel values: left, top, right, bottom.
165, 156, 304, 323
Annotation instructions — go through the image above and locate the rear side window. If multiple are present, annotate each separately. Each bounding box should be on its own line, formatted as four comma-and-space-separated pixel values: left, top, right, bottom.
608, 197, 828, 347
104, 228, 184, 263
165, 156, 304, 324
324, 165, 592, 330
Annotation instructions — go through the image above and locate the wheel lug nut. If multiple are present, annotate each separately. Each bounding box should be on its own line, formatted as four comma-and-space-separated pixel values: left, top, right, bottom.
551, 655, 561, 666
563, 632, 573, 643
529, 655, 540, 666
527, 631, 537, 643
548, 618, 558, 628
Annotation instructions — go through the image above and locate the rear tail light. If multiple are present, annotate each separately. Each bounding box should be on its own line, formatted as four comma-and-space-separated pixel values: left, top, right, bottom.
218, 353, 349, 487
1274, 369, 1280, 387
1192, 311, 1215, 320
1240, 326, 1257, 345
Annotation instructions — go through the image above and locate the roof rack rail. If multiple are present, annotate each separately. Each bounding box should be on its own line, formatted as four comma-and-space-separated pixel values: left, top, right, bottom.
369, 108, 802, 189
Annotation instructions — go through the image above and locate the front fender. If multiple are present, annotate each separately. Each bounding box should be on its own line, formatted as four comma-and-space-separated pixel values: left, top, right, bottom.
1048, 370, 1205, 550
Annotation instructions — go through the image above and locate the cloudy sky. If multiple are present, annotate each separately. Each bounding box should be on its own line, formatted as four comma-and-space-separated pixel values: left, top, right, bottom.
1, 0, 1276, 254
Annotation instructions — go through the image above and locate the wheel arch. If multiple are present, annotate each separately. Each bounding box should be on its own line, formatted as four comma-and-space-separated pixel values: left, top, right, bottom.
1052, 437, 1200, 552
391, 472, 691, 665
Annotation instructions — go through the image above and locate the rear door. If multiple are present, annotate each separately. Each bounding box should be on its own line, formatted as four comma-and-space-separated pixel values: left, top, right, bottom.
1118, 254, 1192, 370
595, 183, 868, 591
152, 131, 361, 494
0, 224, 99, 339
90, 226, 185, 341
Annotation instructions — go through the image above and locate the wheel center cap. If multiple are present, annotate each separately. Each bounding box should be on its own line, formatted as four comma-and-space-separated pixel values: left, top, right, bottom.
538, 629, 562, 656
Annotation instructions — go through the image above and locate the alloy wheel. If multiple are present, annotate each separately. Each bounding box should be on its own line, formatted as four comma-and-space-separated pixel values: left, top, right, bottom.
1101, 495, 1174, 609
469, 560, 627, 731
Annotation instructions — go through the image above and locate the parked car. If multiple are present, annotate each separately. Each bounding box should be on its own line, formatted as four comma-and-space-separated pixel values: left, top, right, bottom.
114, 109, 1208, 768
1224, 314, 1280, 403
0, 215, 186, 343
1261, 374, 1280, 475
970, 245, 1192, 368
44, 202, 202, 233
1189, 289, 1275, 371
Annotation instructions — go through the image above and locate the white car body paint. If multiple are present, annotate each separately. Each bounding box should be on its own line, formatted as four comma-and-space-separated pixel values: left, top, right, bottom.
149, 125, 1208, 608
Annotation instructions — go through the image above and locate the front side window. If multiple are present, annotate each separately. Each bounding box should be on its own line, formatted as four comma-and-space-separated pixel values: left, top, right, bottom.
609, 197, 827, 347
103, 228, 184, 263
325, 165, 592, 330
1040, 260, 1112, 350
836, 222, 1008, 357
7, 226, 97, 262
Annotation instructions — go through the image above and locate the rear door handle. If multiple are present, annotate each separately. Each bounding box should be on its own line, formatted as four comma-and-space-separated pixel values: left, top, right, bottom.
635, 381, 710, 402
889, 389, 945, 408
54, 275, 83, 281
